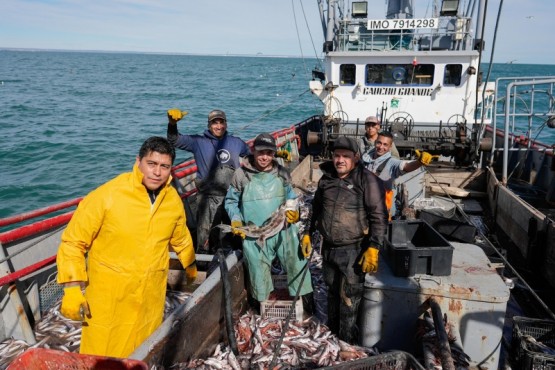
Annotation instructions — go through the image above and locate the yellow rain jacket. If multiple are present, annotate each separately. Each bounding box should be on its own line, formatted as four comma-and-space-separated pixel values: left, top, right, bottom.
57, 164, 195, 357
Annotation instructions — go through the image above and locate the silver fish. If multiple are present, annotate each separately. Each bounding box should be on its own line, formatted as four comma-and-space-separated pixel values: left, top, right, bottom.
217, 204, 288, 247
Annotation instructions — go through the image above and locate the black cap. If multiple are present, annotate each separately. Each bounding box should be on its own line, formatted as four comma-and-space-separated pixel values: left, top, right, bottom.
333, 136, 359, 153
208, 109, 226, 122
253, 133, 277, 152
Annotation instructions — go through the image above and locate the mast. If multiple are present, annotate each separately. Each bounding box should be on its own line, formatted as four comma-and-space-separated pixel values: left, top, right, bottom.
474, 0, 486, 50
386, 0, 414, 19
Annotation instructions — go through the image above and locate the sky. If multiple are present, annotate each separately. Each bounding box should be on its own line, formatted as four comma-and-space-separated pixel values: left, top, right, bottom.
0, 0, 553, 65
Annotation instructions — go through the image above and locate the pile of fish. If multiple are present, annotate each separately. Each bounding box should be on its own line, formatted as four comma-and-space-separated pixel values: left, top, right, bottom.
174, 310, 375, 369
0, 289, 191, 370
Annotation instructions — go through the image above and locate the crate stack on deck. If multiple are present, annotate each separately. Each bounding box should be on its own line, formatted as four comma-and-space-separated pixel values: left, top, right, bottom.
260, 274, 303, 321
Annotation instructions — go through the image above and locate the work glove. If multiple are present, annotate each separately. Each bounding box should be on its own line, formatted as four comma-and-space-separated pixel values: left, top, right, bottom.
276, 149, 292, 162
415, 150, 439, 166
358, 247, 379, 273
231, 220, 246, 239
60, 285, 90, 321
285, 210, 300, 224
301, 234, 312, 259
167, 109, 188, 124
185, 262, 197, 285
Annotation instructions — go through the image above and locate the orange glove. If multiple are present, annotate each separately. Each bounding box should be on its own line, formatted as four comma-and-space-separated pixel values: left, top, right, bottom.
185, 262, 197, 285
358, 247, 379, 273
415, 150, 439, 166
167, 109, 188, 125
231, 220, 246, 239
300, 234, 312, 259
285, 210, 300, 224
60, 285, 90, 321
276, 149, 292, 162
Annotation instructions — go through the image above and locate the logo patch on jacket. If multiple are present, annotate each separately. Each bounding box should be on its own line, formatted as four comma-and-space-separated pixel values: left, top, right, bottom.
218, 149, 231, 163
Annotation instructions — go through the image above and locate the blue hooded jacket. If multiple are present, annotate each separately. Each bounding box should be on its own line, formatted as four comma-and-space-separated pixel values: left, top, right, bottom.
169, 128, 250, 181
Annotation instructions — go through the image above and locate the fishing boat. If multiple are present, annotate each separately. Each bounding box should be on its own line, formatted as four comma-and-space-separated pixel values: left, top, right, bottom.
1, 0, 555, 369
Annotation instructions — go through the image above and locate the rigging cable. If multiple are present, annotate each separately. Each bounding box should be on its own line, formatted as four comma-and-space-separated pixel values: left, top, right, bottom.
237, 88, 312, 131
292, 0, 324, 78
292, 0, 309, 77
299, 0, 323, 70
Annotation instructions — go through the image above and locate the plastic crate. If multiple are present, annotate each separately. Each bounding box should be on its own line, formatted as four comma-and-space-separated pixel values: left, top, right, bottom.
7, 348, 149, 370
260, 297, 303, 321
319, 351, 425, 370
385, 220, 454, 277
512, 316, 555, 369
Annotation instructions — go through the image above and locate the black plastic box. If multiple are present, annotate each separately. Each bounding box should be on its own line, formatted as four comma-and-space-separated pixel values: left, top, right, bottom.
419, 209, 477, 243
385, 220, 454, 277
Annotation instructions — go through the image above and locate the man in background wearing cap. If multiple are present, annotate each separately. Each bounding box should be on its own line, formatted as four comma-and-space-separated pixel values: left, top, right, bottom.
362, 131, 438, 219
224, 132, 313, 309
301, 136, 387, 345
358, 116, 400, 158
167, 108, 250, 253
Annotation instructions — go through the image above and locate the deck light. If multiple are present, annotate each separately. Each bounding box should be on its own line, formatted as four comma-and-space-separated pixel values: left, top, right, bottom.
440, 0, 459, 16
352, 1, 368, 18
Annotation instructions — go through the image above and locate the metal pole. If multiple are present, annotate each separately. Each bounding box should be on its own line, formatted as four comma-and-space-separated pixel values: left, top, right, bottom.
429, 297, 455, 370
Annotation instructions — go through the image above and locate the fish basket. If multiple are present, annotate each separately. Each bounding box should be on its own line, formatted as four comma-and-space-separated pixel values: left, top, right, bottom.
7, 348, 149, 370
260, 296, 303, 322
319, 351, 425, 370
512, 316, 555, 369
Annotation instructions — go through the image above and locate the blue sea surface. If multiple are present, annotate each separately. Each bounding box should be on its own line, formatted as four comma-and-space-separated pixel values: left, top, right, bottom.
1, 50, 554, 220
0, 51, 322, 219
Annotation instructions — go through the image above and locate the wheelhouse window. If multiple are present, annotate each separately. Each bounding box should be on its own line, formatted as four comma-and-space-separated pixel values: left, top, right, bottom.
444, 64, 462, 86
365, 64, 435, 86
340, 64, 356, 85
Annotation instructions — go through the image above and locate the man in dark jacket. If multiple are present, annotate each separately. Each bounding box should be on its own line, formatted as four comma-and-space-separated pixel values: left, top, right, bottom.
167, 109, 251, 253
301, 136, 388, 344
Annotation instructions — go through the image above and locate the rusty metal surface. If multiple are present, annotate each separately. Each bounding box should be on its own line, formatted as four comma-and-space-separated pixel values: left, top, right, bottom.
362, 243, 510, 369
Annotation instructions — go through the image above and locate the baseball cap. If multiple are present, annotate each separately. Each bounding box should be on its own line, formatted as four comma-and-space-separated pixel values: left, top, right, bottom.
208, 109, 227, 123
365, 116, 380, 125
333, 136, 359, 153
253, 133, 277, 152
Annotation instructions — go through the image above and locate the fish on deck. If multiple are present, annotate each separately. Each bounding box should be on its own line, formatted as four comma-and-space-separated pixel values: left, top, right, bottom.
216, 204, 288, 248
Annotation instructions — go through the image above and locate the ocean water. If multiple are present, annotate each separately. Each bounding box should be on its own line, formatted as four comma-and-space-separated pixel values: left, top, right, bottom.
0, 50, 322, 219
1, 50, 554, 220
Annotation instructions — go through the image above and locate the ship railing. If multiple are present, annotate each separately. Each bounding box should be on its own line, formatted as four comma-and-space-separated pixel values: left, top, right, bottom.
336, 16, 473, 52
491, 77, 555, 184
0, 126, 302, 282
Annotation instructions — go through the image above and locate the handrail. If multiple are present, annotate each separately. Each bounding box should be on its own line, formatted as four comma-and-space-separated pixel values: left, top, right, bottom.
0, 212, 74, 245
0, 198, 82, 228
0, 255, 57, 287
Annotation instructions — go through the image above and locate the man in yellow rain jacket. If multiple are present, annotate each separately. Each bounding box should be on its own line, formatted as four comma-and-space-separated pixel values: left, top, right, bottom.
56, 136, 196, 357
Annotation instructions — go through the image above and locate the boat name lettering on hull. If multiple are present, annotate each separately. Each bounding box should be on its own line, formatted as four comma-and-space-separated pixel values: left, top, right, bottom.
362, 87, 433, 96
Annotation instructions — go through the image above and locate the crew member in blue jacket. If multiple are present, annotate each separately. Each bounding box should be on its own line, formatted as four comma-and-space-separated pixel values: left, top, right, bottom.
167, 109, 250, 253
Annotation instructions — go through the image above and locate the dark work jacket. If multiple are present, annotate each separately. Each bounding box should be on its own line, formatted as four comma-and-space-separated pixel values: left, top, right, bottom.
310, 161, 388, 248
